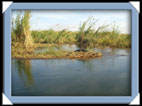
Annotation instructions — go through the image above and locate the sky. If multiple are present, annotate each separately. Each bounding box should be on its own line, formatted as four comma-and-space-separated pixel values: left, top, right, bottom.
12, 10, 131, 34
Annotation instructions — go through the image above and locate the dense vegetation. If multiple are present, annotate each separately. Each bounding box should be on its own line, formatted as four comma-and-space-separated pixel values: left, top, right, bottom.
30, 30, 131, 48
12, 12, 131, 48
11, 11, 131, 59
12, 10, 33, 49
30, 30, 131, 49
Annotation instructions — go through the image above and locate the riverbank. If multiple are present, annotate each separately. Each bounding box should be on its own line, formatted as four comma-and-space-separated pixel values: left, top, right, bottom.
12, 43, 103, 59
12, 50, 103, 59
12, 52, 103, 59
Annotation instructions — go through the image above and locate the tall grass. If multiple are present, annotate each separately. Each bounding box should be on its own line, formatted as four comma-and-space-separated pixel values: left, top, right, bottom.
22, 11, 33, 48
11, 11, 33, 49
31, 29, 77, 44
76, 17, 131, 48
11, 12, 23, 43
12, 14, 131, 48
76, 17, 96, 48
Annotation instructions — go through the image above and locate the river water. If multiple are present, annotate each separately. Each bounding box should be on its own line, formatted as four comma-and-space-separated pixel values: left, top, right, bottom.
12, 45, 131, 96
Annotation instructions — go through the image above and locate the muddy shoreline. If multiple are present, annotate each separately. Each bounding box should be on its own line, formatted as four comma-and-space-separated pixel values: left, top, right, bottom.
12, 56, 103, 60
12, 51, 103, 60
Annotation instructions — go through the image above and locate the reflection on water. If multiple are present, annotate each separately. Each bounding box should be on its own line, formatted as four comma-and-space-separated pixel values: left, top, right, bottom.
14, 60, 34, 87
12, 47, 131, 96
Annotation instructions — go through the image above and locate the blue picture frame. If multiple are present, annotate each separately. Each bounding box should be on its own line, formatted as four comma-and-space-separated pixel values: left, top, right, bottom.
3, 3, 139, 104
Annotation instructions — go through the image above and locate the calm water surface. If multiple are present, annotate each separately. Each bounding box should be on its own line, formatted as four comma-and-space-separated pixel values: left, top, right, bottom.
12, 46, 131, 96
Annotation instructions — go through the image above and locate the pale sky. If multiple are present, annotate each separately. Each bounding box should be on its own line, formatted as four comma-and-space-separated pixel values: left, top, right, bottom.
12, 10, 131, 34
